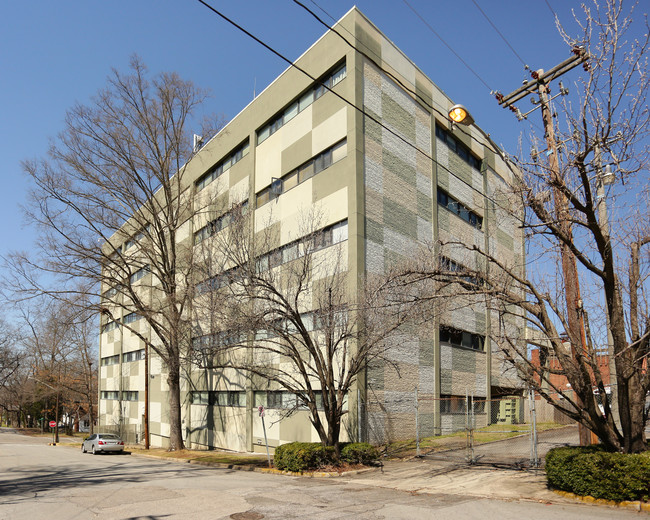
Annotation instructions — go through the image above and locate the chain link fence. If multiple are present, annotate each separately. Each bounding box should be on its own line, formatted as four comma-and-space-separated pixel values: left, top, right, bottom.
367, 390, 580, 468
429, 394, 579, 467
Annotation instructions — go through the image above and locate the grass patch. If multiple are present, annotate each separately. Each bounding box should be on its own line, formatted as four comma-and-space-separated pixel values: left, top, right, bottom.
128, 447, 270, 467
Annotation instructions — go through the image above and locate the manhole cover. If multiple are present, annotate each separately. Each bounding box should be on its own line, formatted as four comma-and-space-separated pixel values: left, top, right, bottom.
230, 512, 264, 520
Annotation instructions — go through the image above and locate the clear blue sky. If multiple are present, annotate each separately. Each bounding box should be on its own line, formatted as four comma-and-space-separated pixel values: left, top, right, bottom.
0, 0, 606, 256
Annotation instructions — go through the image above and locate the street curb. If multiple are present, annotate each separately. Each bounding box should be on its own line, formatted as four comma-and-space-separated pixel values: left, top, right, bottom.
553, 490, 650, 512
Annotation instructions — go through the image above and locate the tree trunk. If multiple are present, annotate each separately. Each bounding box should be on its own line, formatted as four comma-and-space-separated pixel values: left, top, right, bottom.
166, 362, 185, 451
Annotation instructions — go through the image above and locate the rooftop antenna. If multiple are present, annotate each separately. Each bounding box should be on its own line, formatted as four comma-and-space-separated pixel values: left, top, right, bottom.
253, 77, 257, 99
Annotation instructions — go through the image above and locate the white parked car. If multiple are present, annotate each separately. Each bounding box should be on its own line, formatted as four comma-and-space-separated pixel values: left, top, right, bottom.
81, 433, 125, 454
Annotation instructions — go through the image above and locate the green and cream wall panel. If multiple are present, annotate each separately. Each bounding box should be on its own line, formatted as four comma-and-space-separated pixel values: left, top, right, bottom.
363, 60, 433, 275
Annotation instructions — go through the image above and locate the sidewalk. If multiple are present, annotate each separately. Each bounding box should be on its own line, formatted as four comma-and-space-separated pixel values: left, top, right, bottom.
344, 458, 564, 504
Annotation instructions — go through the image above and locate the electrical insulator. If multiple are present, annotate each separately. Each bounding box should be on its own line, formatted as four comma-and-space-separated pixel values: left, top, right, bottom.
531, 70, 539, 80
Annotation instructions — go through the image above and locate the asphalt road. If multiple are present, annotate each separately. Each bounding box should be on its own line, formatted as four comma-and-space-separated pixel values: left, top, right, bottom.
0, 428, 638, 519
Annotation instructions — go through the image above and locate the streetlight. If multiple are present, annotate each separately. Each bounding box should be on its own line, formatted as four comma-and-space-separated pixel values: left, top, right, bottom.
448, 104, 475, 126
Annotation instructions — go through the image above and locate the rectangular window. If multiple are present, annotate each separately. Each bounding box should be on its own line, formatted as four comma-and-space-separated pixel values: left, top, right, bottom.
284, 102, 299, 123
194, 200, 249, 245
440, 395, 468, 414
331, 140, 347, 164
282, 243, 298, 264
257, 125, 270, 144
215, 391, 246, 407
269, 249, 283, 269
123, 312, 141, 325
437, 188, 482, 230
282, 392, 297, 409
314, 227, 333, 250
298, 162, 314, 183
255, 139, 346, 209
283, 171, 299, 191
122, 349, 145, 363
257, 62, 346, 145
331, 65, 346, 86
191, 391, 210, 405
313, 148, 332, 174
332, 221, 348, 244
101, 320, 119, 334
436, 125, 483, 172
299, 91, 313, 112
100, 355, 119, 367
439, 326, 485, 351
268, 391, 284, 409
101, 391, 119, 400
196, 139, 249, 192
123, 391, 139, 402
130, 266, 149, 284
256, 188, 270, 207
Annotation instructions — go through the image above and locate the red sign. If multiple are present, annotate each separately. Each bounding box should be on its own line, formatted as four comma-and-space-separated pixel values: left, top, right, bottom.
49, 421, 56, 428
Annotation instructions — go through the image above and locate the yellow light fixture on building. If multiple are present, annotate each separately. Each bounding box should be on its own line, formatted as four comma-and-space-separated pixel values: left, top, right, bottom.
448, 104, 475, 126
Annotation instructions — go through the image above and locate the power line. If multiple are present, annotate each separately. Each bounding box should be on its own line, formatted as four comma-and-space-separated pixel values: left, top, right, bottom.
402, 0, 493, 92
292, 0, 511, 166
544, 0, 559, 21
470, 0, 528, 67
304, 1, 545, 148
194, 0, 527, 227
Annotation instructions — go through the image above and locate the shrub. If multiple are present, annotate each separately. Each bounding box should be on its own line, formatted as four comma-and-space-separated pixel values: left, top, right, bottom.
340, 442, 379, 465
546, 446, 650, 502
274, 442, 337, 472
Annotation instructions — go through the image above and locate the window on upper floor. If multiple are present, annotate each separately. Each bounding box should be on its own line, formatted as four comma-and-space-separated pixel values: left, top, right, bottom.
439, 326, 485, 351
196, 139, 250, 192
437, 188, 483, 230
122, 391, 139, 402
129, 266, 150, 284
255, 139, 347, 208
435, 125, 482, 171
100, 355, 120, 367
194, 201, 249, 245
257, 62, 347, 145
122, 349, 145, 363
123, 312, 141, 325
101, 320, 119, 334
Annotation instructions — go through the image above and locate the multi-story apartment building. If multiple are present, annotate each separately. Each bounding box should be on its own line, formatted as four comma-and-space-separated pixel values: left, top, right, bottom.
99, 7, 524, 451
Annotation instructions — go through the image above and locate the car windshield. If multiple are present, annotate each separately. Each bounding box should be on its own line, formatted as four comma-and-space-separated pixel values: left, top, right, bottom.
100, 434, 120, 440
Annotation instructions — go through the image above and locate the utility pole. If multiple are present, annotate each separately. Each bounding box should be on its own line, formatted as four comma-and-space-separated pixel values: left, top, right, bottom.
144, 343, 150, 449
594, 144, 618, 427
496, 48, 592, 446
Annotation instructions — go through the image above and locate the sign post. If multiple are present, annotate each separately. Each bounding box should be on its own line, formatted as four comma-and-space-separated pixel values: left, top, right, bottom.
258, 406, 271, 467
49, 420, 57, 444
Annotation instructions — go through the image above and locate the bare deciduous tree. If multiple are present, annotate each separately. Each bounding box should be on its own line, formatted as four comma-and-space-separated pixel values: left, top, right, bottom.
11, 56, 222, 450
0, 320, 20, 391
192, 209, 412, 452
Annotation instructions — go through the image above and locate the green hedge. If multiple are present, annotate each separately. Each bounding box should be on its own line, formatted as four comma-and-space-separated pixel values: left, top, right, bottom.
274, 442, 379, 471
546, 446, 650, 502
274, 443, 337, 472
340, 442, 379, 465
